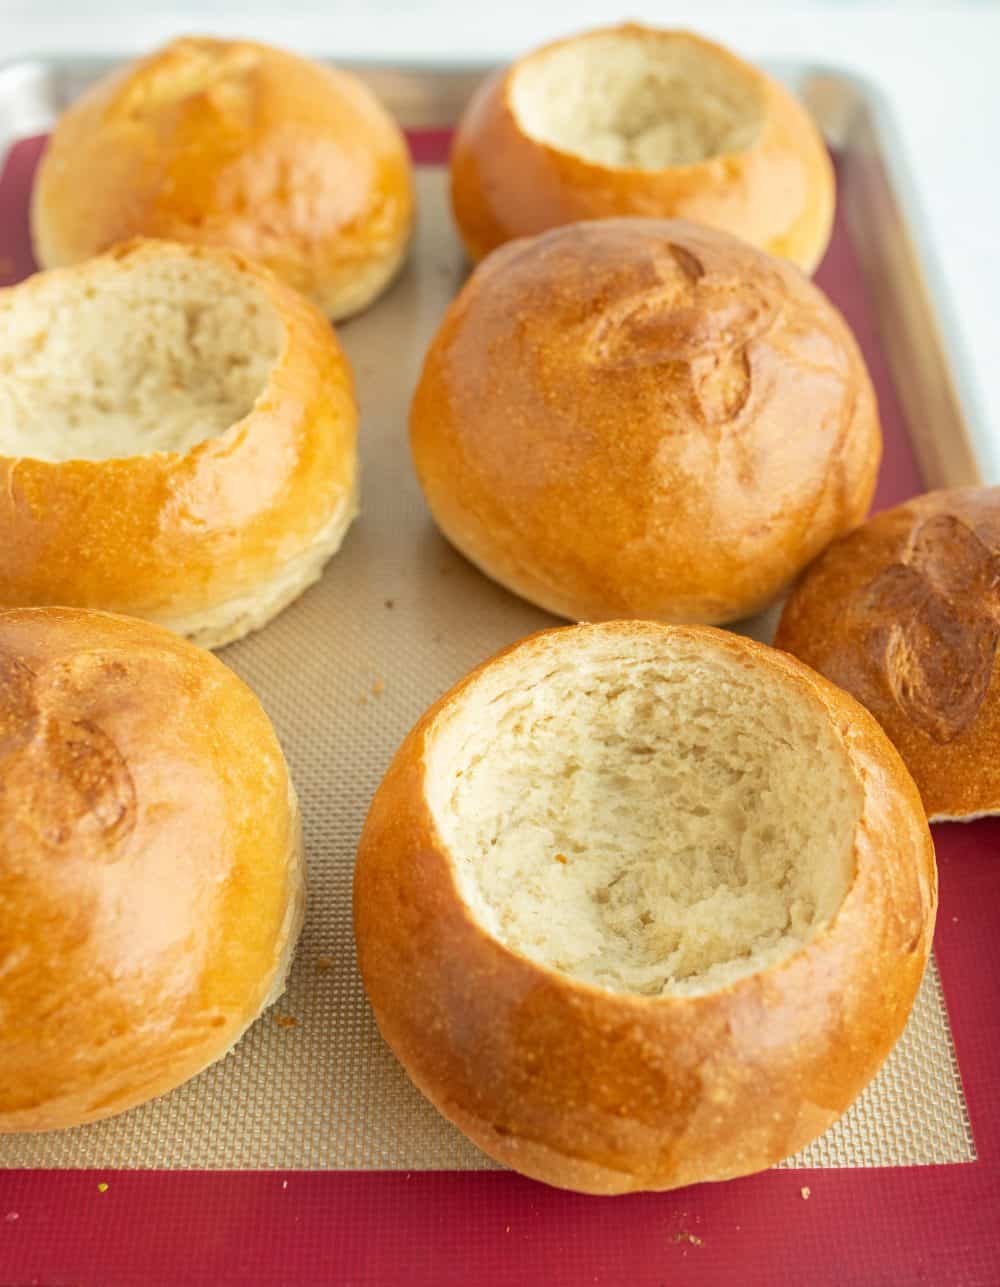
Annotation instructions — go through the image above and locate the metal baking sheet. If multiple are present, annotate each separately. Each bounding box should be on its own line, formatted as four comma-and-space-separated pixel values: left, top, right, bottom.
0, 53, 997, 1287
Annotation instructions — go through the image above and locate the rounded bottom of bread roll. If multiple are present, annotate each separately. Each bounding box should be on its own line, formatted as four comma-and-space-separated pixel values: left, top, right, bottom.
160, 482, 359, 649
318, 237, 411, 322
264, 785, 307, 1006
198, 786, 306, 1083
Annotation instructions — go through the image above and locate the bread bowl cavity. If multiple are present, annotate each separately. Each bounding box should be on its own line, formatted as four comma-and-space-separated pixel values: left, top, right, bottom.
510, 28, 763, 170
355, 621, 937, 1194
0, 239, 359, 648
426, 628, 859, 997
449, 24, 836, 272
0, 253, 281, 461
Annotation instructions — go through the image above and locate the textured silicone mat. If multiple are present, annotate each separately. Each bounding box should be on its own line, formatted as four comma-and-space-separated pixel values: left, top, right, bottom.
0, 154, 974, 1173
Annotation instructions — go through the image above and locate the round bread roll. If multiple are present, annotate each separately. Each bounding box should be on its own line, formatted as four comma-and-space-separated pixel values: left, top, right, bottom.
0, 607, 303, 1133
31, 36, 415, 320
451, 24, 834, 273
776, 486, 1000, 822
354, 621, 936, 1195
410, 218, 881, 625
0, 238, 358, 649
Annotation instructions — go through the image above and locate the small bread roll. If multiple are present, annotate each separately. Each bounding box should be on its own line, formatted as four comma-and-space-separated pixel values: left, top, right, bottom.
0, 607, 303, 1133
451, 24, 834, 273
776, 486, 1000, 822
410, 218, 880, 625
354, 621, 936, 1194
31, 36, 415, 320
0, 239, 358, 649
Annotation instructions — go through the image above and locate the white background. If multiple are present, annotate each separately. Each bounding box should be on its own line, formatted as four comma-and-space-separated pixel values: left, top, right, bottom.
2, 1, 998, 476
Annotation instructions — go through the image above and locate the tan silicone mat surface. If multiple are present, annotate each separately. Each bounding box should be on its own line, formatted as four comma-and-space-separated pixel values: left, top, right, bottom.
0, 170, 975, 1171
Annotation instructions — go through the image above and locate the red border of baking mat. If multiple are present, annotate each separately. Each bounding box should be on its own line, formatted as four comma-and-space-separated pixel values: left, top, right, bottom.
1, 129, 998, 1287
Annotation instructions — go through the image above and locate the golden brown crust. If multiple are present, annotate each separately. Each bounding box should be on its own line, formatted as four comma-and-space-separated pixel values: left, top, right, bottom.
31, 36, 415, 319
0, 239, 358, 644
354, 621, 937, 1194
0, 607, 301, 1133
450, 25, 834, 273
410, 219, 880, 625
775, 487, 1000, 820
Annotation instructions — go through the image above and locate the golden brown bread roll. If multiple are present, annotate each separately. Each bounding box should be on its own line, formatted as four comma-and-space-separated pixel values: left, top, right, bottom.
451, 24, 834, 273
354, 621, 936, 1194
776, 486, 1000, 821
0, 607, 303, 1133
31, 36, 415, 319
0, 238, 358, 649
410, 218, 881, 626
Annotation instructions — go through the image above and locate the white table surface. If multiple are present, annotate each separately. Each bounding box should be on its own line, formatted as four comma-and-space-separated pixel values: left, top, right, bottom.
3, 1, 997, 479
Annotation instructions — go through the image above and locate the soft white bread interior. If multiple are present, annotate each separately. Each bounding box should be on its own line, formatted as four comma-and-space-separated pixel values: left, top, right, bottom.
354, 621, 937, 1194
426, 632, 858, 996
0, 251, 281, 460
0, 239, 359, 649
0, 607, 304, 1134
509, 28, 763, 169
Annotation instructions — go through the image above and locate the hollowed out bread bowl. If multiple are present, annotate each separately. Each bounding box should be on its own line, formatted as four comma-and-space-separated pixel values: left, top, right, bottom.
354, 622, 937, 1195
451, 24, 834, 273
410, 218, 881, 626
776, 486, 1000, 822
31, 36, 415, 320
0, 239, 358, 649
0, 607, 303, 1133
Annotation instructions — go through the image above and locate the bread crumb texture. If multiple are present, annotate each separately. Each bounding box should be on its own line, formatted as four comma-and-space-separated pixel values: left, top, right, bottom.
0, 247, 281, 461
510, 29, 763, 170
426, 630, 858, 997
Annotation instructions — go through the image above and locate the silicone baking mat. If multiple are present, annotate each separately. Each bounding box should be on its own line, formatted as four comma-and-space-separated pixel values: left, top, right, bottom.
1, 128, 999, 1287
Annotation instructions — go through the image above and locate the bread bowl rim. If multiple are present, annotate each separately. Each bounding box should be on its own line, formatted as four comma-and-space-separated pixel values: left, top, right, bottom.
0, 236, 303, 469
359, 620, 930, 1008
500, 23, 774, 182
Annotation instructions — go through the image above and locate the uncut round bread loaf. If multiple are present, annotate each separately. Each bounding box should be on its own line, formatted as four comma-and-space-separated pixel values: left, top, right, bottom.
31, 36, 415, 320
451, 24, 834, 273
0, 607, 303, 1133
0, 238, 358, 648
776, 486, 1000, 821
410, 218, 881, 626
354, 621, 936, 1195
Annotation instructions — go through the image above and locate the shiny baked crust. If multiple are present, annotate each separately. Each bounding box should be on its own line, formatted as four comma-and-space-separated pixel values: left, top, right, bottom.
0, 607, 304, 1133
410, 218, 881, 625
31, 36, 415, 319
0, 239, 359, 649
776, 486, 1000, 821
354, 621, 937, 1194
450, 24, 834, 273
